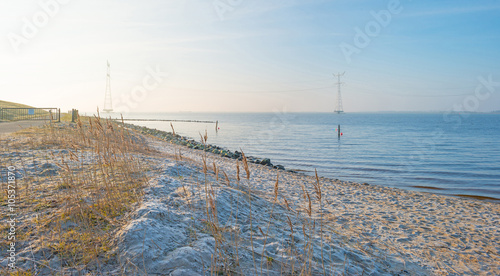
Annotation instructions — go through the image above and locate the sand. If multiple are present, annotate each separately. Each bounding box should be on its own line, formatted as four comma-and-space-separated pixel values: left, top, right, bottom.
114, 132, 500, 275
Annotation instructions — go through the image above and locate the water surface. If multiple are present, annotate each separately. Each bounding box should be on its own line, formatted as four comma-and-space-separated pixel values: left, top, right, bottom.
106, 112, 500, 200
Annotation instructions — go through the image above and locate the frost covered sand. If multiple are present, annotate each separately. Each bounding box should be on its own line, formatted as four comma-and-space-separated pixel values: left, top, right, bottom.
2, 122, 500, 275
115, 130, 500, 275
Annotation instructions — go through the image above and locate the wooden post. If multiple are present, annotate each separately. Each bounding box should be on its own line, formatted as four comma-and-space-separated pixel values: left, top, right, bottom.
338, 124, 341, 138
215, 120, 219, 133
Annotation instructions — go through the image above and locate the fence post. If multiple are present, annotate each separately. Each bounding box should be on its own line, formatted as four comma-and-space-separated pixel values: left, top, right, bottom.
71, 109, 79, 123
58, 108, 61, 122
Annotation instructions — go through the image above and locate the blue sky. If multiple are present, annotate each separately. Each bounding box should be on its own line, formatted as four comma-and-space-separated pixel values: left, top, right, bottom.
1, 0, 499, 112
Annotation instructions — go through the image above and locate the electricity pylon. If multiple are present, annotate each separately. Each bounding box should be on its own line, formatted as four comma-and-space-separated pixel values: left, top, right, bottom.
333, 72, 345, 114
103, 60, 113, 112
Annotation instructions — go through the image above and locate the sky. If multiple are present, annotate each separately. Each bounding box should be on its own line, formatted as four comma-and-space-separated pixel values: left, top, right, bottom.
1, 0, 499, 113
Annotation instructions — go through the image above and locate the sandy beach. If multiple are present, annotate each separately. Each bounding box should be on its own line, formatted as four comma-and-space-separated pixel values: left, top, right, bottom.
134, 128, 500, 275
2, 122, 499, 275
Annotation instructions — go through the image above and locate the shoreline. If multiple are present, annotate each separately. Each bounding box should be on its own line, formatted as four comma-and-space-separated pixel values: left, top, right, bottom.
124, 122, 500, 203
122, 122, 290, 171
2, 120, 499, 275
137, 123, 500, 275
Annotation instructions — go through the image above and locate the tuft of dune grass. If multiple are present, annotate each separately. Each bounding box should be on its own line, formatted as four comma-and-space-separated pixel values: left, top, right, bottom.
1, 113, 152, 274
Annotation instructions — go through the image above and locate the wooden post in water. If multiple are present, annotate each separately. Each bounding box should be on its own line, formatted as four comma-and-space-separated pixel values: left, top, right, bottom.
215, 120, 219, 133
338, 124, 341, 138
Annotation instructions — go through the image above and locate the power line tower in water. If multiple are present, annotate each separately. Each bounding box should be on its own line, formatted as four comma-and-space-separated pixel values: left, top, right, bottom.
333, 72, 345, 114
103, 60, 113, 112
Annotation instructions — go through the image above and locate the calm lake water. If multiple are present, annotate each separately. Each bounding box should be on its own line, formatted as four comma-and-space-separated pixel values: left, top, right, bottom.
106, 112, 500, 200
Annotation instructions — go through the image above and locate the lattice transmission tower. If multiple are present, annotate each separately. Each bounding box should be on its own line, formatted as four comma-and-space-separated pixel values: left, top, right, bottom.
333, 72, 345, 114
103, 60, 113, 112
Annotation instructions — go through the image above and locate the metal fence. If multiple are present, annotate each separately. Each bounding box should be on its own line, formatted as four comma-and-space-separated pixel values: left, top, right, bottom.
0, 108, 60, 122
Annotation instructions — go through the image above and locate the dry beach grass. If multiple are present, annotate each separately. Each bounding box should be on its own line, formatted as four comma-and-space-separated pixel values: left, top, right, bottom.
1, 115, 155, 274
1, 116, 499, 275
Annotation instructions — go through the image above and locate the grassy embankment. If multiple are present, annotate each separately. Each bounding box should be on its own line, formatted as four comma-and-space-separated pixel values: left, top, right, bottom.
0, 100, 63, 122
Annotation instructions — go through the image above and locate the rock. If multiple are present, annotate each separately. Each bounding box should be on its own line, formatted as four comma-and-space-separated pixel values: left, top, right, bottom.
260, 158, 272, 166
275, 165, 285, 170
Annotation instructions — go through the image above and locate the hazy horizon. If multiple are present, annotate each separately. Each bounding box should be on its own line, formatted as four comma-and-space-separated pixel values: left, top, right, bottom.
87, 110, 500, 115
1, 0, 499, 113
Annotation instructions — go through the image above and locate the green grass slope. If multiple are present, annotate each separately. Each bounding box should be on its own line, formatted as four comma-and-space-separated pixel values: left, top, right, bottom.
0, 100, 49, 122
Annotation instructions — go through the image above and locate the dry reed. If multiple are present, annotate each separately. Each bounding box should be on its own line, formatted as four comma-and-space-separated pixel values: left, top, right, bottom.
0, 112, 151, 274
